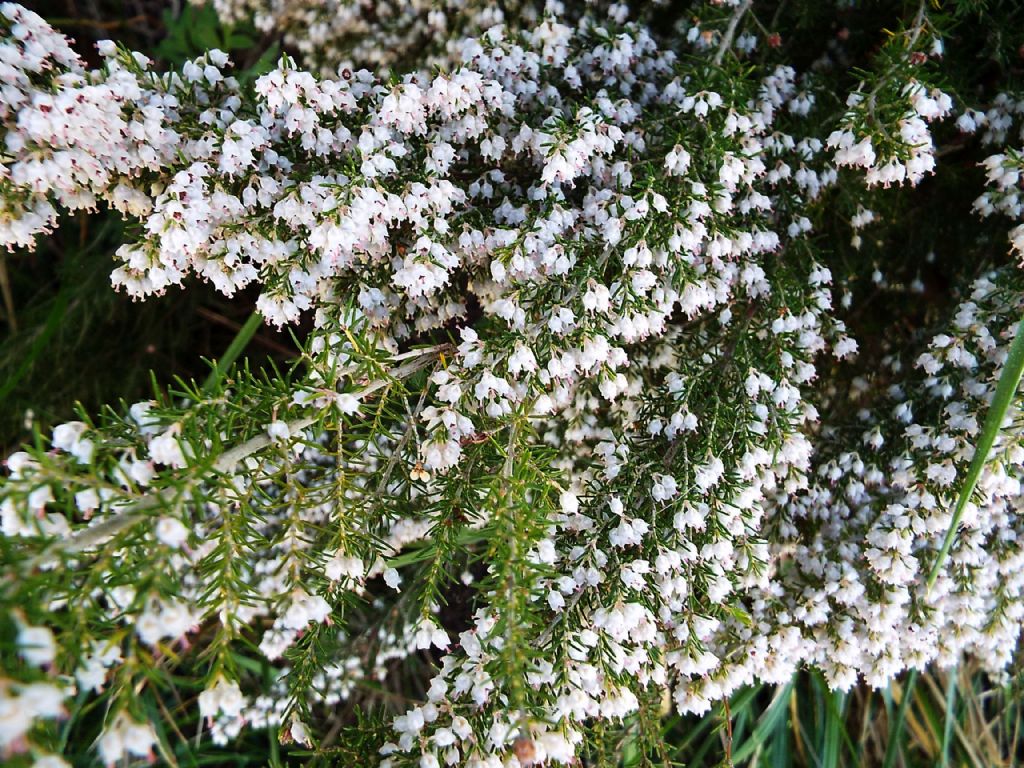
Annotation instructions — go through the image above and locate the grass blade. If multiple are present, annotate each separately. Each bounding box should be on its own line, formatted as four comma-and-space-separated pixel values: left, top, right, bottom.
0, 288, 68, 403
882, 669, 919, 768
822, 688, 845, 768
927, 312, 1024, 589
202, 310, 264, 393
941, 667, 957, 768
731, 682, 792, 764
770, 696, 791, 768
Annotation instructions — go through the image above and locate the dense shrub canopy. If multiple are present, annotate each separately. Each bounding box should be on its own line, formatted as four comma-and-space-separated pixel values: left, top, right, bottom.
2, 1, 1024, 766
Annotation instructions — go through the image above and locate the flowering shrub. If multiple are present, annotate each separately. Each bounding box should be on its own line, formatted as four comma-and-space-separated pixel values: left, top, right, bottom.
3, 1, 1024, 766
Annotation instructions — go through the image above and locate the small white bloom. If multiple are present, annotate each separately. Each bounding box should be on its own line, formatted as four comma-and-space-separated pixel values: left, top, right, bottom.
559, 491, 579, 515
199, 678, 247, 720
383, 567, 402, 591
267, 420, 291, 442
290, 718, 312, 746
155, 517, 189, 548
149, 429, 187, 468
75, 489, 101, 514
651, 474, 678, 502
18, 624, 56, 666
335, 393, 361, 415
326, 553, 364, 581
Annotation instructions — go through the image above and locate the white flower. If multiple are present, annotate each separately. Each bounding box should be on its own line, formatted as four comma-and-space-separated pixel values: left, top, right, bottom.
75, 488, 100, 513
28, 484, 53, 511
335, 392, 361, 415
134, 612, 164, 646
97, 714, 157, 766
326, 553, 364, 581
135, 600, 196, 646
413, 620, 450, 650
155, 517, 189, 548
149, 428, 187, 468
20, 682, 65, 718
665, 144, 691, 175
290, 718, 312, 746
76, 642, 121, 693
0, 693, 32, 748
383, 567, 403, 591
18, 624, 56, 666
694, 457, 725, 493
559, 491, 579, 515
547, 590, 566, 611
199, 678, 247, 721
834, 337, 858, 359
267, 420, 291, 442
281, 591, 332, 629
422, 438, 461, 471
651, 474, 678, 502
129, 402, 161, 434
52, 421, 92, 461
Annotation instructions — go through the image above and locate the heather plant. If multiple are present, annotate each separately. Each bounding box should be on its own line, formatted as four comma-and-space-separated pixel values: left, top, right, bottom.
2, 1, 1024, 766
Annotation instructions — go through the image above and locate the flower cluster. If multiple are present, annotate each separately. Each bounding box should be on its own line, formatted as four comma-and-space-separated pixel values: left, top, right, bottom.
828, 80, 952, 188
976, 150, 1024, 261
196, 0, 546, 75
3, 2, 1024, 768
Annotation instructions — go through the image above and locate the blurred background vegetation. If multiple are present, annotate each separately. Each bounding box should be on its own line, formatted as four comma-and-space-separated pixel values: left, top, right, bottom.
3, 1, 1024, 766
0, 0, 293, 451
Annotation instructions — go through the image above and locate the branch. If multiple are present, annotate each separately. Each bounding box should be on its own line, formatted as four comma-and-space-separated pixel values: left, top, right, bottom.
213, 347, 444, 473
28, 346, 447, 569
713, 0, 753, 66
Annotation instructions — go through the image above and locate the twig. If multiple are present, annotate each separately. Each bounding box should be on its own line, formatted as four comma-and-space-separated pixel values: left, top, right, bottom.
374, 381, 432, 498
213, 349, 444, 472
713, 0, 753, 66
28, 347, 446, 569
195, 307, 294, 357
0, 253, 16, 333
45, 15, 148, 30
29, 487, 179, 566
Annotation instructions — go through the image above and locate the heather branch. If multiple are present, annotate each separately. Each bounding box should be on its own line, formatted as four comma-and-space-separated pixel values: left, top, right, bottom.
27, 346, 447, 569
713, 0, 753, 66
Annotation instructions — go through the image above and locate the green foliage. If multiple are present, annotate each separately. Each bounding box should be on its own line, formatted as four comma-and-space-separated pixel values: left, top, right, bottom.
157, 2, 279, 77
4, 1, 1024, 766
644, 665, 1024, 767
0, 215, 208, 449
